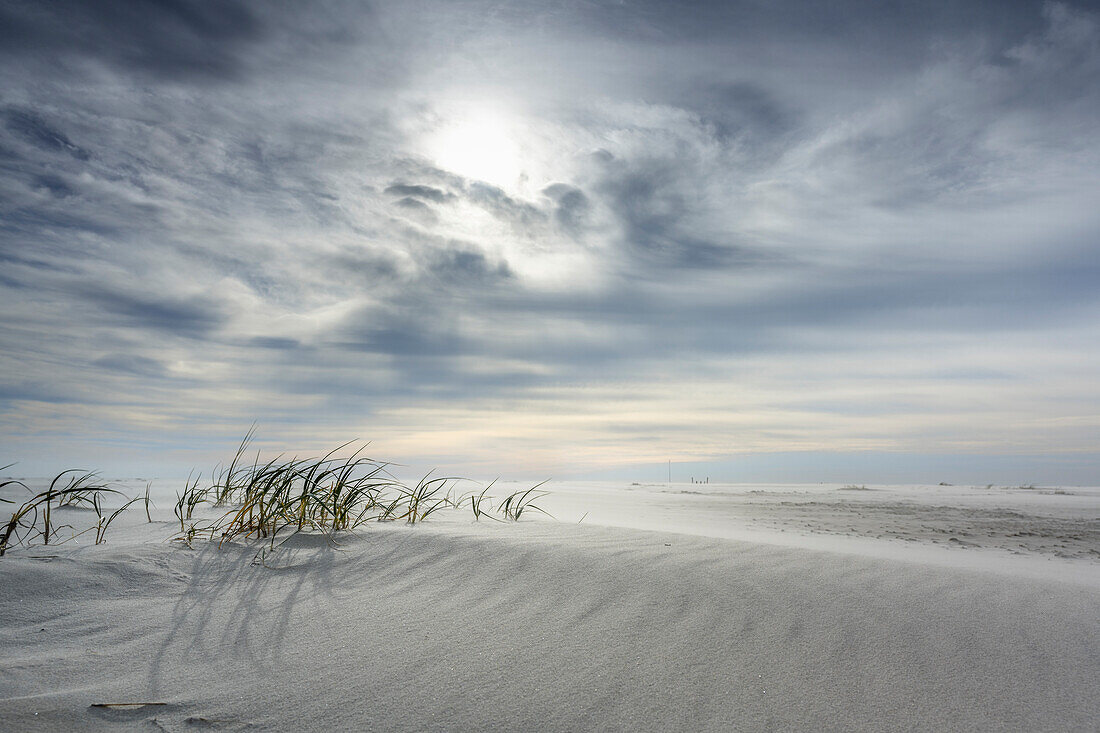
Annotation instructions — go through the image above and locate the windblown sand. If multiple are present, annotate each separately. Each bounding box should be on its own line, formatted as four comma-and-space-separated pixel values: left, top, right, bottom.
1, 481, 1097, 731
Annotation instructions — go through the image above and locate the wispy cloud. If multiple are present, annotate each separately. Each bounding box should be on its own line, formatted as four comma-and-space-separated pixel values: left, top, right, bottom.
1, 1, 1098, 480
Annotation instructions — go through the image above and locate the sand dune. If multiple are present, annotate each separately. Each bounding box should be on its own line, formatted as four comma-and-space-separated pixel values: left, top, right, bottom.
1, 483, 1098, 731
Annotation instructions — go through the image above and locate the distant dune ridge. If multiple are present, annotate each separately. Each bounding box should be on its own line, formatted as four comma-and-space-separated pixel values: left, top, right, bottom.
1, 480, 1098, 731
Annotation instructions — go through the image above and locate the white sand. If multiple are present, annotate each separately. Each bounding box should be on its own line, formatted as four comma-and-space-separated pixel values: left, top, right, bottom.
1, 480, 1098, 731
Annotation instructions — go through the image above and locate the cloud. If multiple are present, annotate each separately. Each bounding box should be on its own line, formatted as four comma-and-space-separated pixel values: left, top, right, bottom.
465, 182, 549, 231
677, 81, 798, 156
542, 183, 590, 235
426, 246, 513, 284
93, 354, 168, 378
3, 107, 91, 160
0, 0, 264, 81
336, 304, 468, 358
392, 196, 440, 226
384, 183, 456, 204
78, 285, 227, 339
590, 149, 771, 271
2, 1, 1100, 478
248, 336, 302, 351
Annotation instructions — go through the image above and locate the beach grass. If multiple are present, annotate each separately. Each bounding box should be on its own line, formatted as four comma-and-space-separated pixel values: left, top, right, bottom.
0, 470, 132, 555
2, 434, 553, 556
167, 433, 552, 550
498, 480, 552, 521
466, 479, 500, 521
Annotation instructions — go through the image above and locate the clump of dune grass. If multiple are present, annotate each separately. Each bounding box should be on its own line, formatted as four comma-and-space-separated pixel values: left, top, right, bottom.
465, 480, 500, 521
174, 472, 211, 532
0, 470, 137, 556
170, 433, 554, 550
91, 492, 141, 545
142, 483, 153, 523
498, 480, 551, 521
380, 472, 458, 524
172, 433, 409, 547
3, 439, 558, 559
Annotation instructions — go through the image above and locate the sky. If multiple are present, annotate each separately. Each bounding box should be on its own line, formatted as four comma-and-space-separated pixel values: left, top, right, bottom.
2, 0, 1099, 484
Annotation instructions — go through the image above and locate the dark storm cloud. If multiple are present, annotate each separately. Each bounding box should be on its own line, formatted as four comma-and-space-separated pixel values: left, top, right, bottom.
79, 286, 227, 338
93, 354, 168, 378
448, 235, 1100, 375
2, 108, 91, 160
384, 184, 456, 204
577, 0, 1048, 50
248, 337, 302, 351
716, 258, 1100, 336
0, 247, 82, 278
320, 246, 402, 284
386, 172, 557, 235
466, 182, 548, 230
427, 246, 513, 284
0, 0, 263, 80
0, 380, 79, 405
676, 82, 797, 151
542, 183, 590, 235
0, 207, 126, 239
665, 81, 805, 181
365, 221, 514, 287
29, 174, 76, 199
392, 196, 440, 225
591, 154, 769, 271
337, 308, 467, 358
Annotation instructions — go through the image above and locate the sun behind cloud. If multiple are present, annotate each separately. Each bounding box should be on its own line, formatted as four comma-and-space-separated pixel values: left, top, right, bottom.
424, 107, 523, 189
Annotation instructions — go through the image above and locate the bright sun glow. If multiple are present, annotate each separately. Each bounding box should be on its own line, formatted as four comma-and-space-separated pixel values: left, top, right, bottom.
426, 110, 523, 189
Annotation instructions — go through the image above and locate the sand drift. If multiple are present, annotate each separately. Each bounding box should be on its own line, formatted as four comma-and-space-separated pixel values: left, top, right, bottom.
1, 479, 1098, 731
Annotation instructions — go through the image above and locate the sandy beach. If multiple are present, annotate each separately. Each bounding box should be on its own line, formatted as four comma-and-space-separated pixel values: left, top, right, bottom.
1, 480, 1097, 731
